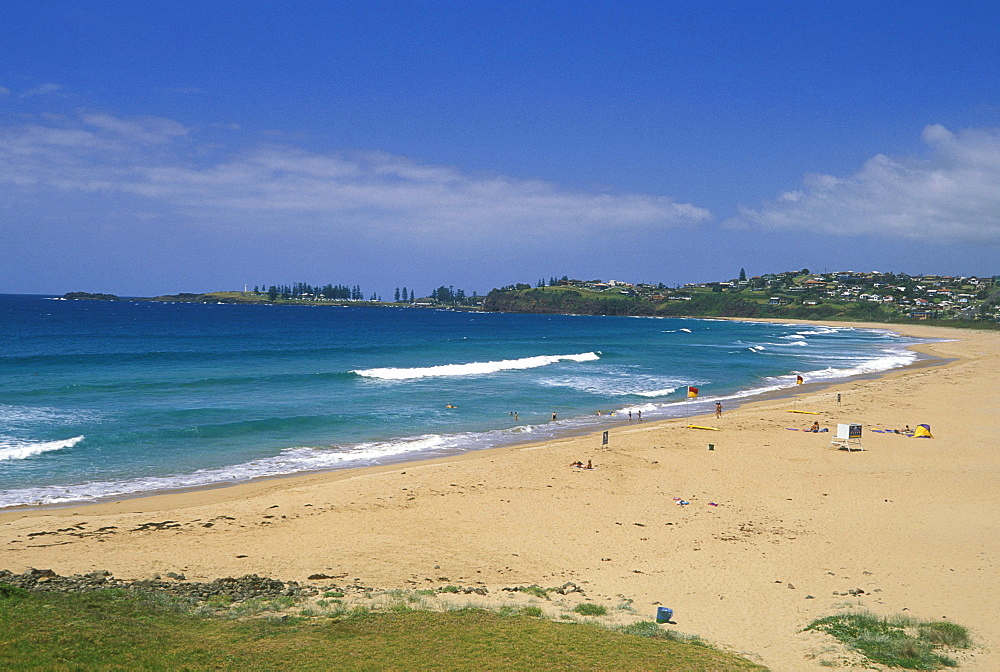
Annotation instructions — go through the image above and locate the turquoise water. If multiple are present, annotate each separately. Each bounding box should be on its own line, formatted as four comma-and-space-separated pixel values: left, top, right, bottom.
0, 294, 923, 508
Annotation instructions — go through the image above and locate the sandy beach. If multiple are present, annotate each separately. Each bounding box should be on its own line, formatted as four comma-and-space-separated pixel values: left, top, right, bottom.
2, 321, 997, 670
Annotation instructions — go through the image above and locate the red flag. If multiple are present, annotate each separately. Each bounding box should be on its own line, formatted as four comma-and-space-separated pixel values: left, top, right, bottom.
796, 375, 804, 385
687, 386, 699, 398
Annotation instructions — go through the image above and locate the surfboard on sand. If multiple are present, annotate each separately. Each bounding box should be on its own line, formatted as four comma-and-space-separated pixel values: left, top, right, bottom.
788, 410, 820, 415
686, 425, 721, 431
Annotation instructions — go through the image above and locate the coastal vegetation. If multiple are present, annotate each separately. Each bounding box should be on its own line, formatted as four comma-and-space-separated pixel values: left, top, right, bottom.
806, 611, 972, 669
63, 268, 1000, 328
482, 270, 1000, 328
0, 582, 765, 670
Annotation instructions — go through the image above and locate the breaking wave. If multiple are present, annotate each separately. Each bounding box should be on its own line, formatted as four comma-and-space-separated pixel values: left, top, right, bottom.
0, 435, 84, 461
353, 352, 601, 380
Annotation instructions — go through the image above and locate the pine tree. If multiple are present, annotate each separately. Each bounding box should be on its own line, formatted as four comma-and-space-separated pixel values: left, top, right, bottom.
395, 287, 400, 302
739, 268, 747, 282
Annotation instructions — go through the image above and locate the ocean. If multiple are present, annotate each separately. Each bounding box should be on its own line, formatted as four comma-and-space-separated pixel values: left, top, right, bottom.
0, 294, 925, 508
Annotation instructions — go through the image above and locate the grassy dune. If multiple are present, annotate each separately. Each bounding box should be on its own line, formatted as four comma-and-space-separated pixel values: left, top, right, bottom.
0, 586, 766, 670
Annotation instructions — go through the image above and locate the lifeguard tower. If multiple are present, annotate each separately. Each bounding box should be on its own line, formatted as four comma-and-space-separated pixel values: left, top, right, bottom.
831, 423, 863, 451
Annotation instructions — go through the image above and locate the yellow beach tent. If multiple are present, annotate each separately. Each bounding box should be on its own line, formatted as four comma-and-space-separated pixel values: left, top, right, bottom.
914, 424, 933, 438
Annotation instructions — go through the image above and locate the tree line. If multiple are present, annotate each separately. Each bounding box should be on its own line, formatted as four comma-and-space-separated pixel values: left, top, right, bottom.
249, 283, 480, 305
253, 283, 371, 301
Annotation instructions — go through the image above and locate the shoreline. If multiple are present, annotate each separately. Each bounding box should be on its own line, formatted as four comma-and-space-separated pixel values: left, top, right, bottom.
3, 319, 997, 670
0, 320, 953, 519
0, 318, 939, 513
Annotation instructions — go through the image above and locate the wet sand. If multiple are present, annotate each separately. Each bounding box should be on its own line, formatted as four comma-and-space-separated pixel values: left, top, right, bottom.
2, 321, 997, 670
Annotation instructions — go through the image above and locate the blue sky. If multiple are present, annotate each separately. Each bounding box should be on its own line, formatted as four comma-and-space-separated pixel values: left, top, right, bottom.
2, 1, 999, 297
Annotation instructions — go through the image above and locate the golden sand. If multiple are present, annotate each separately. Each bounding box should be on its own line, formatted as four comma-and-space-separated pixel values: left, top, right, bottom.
2, 321, 998, 670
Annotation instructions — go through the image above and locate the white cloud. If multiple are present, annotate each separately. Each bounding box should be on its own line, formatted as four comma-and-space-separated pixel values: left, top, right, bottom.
80, 112, 188, 144
732, 124, 1000, 245
21, 83, 63, 97
0, 111, 711, 239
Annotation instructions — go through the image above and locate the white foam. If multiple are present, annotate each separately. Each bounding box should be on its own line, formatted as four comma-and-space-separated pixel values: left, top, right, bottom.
0, 404, 101, 429
353, 352, 600, 380
0, 427, 542, 508
634, 387, 680, 398
673, 348, 918, 408
799, 350, 917, 380
0, 435, 84, 461
536, 373, 685, 398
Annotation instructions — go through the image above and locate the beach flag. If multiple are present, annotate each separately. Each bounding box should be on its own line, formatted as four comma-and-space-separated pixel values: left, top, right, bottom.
687, 386, 699, 398
796, 375, 804, 385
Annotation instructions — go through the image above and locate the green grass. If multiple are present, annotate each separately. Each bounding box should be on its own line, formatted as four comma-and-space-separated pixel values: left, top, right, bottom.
806, 611, 971, 670
517, 584, 549, 599
572, 602, 608, 616
0, 587, 765, 670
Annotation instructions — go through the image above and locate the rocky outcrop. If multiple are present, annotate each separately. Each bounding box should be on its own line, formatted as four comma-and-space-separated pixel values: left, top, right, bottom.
0, 568, 315, 601
63, 292, 121, 301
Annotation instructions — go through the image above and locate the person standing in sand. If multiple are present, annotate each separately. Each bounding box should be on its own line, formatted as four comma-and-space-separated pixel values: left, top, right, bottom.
716, 402, 723, 418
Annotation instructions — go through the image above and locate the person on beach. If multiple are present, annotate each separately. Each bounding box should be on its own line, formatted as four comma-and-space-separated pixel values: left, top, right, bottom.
715, 402, 723, 418
637, 410, 642, 422
552, 412, 557, 421
628, 410, 632, 421
570, 460, 584, 468
585, 460, 593, 469
808, 421, 820, 433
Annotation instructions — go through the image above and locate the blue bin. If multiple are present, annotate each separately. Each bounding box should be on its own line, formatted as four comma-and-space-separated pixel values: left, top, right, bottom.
655, 607, 673, 623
